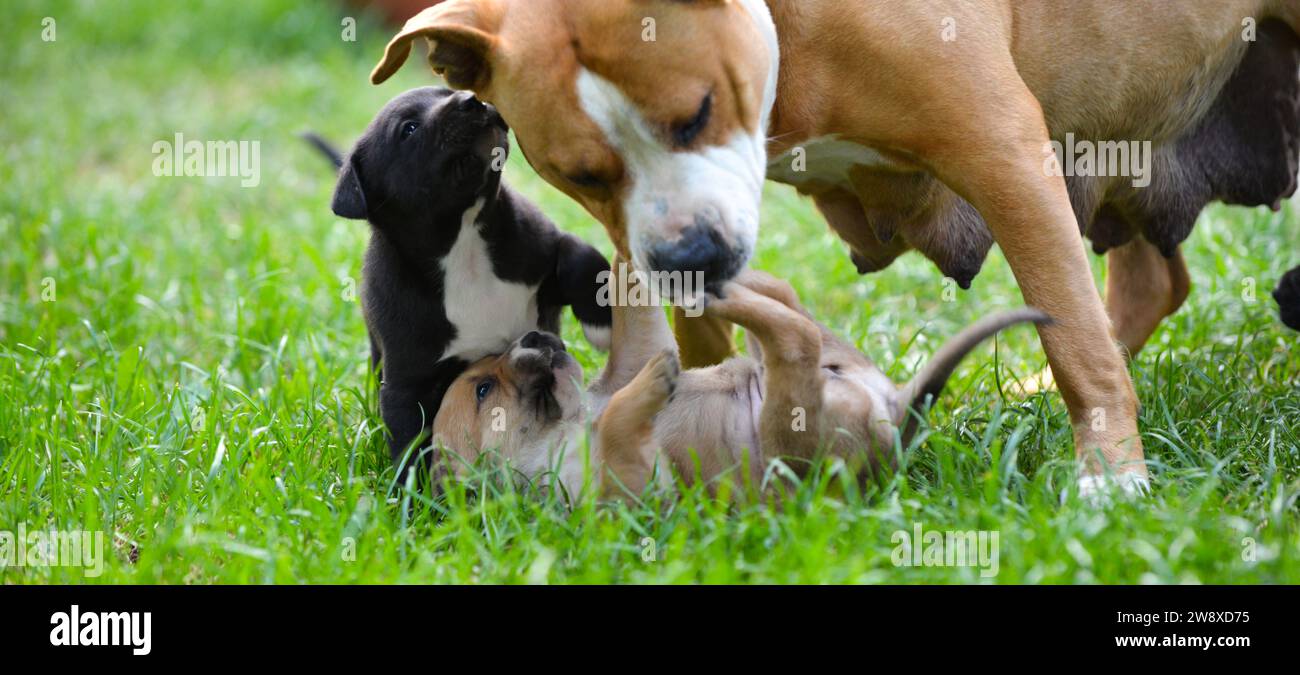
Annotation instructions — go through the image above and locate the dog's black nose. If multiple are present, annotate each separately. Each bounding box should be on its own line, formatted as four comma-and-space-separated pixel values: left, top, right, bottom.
520, 331, 566, 353
646, 224, 743, 289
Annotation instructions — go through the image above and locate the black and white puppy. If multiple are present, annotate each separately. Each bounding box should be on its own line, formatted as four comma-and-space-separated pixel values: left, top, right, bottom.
310, 87, 611, 477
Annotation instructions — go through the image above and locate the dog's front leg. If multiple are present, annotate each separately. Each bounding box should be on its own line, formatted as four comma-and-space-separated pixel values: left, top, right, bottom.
927, 83, 1146, 493
591, 255, 679, 398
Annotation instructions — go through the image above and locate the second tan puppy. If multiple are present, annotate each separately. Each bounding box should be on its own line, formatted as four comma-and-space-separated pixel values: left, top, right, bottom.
430, 269, 1047, 500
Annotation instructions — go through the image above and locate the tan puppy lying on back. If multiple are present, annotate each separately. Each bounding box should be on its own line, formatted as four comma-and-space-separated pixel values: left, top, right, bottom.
431, 268, 1047, 500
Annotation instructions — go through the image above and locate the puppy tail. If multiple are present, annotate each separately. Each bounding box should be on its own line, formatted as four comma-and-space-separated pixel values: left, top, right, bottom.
896, 308, 1053, 438
300, 132, 345, 169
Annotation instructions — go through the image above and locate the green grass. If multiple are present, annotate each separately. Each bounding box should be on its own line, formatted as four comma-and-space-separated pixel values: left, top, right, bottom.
2, 0, 1298, 584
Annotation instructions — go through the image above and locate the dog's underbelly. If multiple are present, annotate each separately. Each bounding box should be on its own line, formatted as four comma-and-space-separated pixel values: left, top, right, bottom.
766, 136, 995, 289
765, 18, 1299, 287
442, 199, 541, 363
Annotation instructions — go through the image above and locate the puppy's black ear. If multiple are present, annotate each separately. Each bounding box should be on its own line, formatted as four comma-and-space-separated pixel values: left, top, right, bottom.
331, 159, 369, 220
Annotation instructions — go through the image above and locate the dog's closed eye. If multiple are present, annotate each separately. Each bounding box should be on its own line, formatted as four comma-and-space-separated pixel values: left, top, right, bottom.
672, 93, 712, 148
566, 171, 608, 192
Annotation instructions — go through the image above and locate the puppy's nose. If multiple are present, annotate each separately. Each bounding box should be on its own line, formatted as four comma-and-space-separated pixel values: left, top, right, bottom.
520, 331, 565, 353
453, 91, 486, 112
646, 223, 743, 288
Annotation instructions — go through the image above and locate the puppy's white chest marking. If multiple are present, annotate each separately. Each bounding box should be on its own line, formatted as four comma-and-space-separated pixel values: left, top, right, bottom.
442, 198, 540, 362
766, 136, 902, 191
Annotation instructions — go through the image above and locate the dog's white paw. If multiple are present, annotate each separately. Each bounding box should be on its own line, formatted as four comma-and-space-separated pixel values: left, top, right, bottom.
1065, 472, 1151, 506
582, 323, 611, 352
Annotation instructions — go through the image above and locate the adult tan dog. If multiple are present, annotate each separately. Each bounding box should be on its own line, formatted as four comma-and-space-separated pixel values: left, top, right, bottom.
371, 0, 1300, 495
429, 267, 1046, 500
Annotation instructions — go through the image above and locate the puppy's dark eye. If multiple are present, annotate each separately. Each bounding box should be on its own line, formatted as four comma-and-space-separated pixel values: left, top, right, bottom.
566, 171, 608, 191
672, 94, 712, 147
475, 379, 495, 402
400, 120, 420, 140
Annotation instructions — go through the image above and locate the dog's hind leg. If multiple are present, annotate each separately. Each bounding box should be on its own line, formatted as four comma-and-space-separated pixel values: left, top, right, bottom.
594, 350, 679, 501
705, 281, 825, 472
1106, 239, 1191, 356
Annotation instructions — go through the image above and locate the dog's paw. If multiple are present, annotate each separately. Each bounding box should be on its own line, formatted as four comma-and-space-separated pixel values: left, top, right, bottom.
1063, 472, 1151, 507
582, 322, 612, 352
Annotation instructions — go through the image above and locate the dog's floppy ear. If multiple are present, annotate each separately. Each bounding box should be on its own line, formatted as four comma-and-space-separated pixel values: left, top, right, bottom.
331, 158, 368, 221
371, 0, 500, 92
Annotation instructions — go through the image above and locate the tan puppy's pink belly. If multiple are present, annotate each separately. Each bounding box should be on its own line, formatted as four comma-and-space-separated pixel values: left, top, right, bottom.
651, 365, 763, 487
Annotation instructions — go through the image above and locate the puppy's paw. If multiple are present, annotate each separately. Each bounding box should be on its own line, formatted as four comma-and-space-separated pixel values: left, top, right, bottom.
702, 280, 762, 321
733, 270, 801, 308
642, 349, 681, 403
731, 268, 781, 292
582, 322, 612, 352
